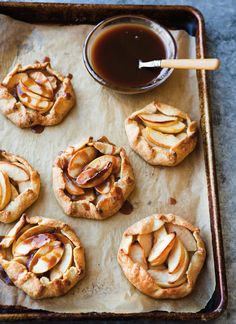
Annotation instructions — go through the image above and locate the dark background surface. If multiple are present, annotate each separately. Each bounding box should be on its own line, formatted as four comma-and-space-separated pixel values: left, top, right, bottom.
0, 0, 235, 323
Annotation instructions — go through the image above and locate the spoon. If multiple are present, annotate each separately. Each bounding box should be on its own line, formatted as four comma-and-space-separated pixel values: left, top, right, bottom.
138, 58, 220, 70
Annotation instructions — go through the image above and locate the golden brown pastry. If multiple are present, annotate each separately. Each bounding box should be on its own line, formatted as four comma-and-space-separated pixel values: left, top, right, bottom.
117, 213, 206, 299
0, 214, 85, 299
53, 136, 135, 220
0, 59, 75, 128
0, 150, 40, 223
125, 101, 197, 166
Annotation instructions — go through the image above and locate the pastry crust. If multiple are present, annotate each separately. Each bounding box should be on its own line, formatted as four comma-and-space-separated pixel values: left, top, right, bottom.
0, 150, 40, 223
125, 101, 198, 166
0, 214, 85, 299
117, 214, 206, 299
0, 60, 75, 128
53, 136, 135, 220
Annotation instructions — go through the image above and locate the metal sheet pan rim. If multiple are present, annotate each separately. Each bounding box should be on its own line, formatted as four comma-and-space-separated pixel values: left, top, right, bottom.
0, 2, 227, 321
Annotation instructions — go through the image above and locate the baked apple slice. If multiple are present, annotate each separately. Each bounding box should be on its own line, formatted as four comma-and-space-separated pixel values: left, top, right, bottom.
139, 113, 185, 134
47, 76, 58, 90
148, 269, 187, 288
29, 71, 53, 99
75, 189, 96, 202
137, 233, 153, 258
18, 180, 32, 193
148, 247, 189, 288
64, 173, 84, 196
10, 183, 19, 200
20, 73, 52, 99
0, 170, 11, 210
167, 238, 185, 273
50, 237, 73, 280
17, 82, 53, 113
153, 225, 168, 244
166, 223, 197, 252
0, 161, 29, 182
139, 113, 178, 125
28, 240, 64, 274
152, 121, 186, 134
14, 233, 57, 256
68, 147, 97, 178
146, 127, 179, 148
148, 232, 176, 266
12, 224, 54, 255
95, 174, 115, 194
7, 73, 28, 89
76, 161, 113, 188
86, 155, 121, 175
129, 243, 148, 270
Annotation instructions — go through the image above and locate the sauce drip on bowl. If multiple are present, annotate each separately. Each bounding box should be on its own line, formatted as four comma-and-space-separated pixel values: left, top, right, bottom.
90, 24, 166, 88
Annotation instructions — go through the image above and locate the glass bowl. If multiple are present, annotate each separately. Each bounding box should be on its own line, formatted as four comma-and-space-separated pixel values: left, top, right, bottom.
83, 15, 177, 94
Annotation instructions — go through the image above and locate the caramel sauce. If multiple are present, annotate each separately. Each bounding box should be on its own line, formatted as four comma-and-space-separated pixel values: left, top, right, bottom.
31, 125, 45, 134
64, 92, 72, 99
43, 56, 50, 63
55, 233, 71, 246
120, 200, 134, 215
63, 152, 120, 204
10, 68, 60, 105
26, 251, 37, 270
67, 73, 73, 79
169, 197, 177, 205
77, 162, 112, 186
29, 241, 63, 272
11, 87, 18, 100
24, 233, 56, 251
60, 157, 69, 171
16, 84, 26, 98
0, 265, 13, 286
45, 255, 57, 270
65, 190, 82, 202
0, 235, 5, 243
63, 162, 84, 201
82, 202, 90, 211
63, 168, 84, 201
91, 24, 166, 88
9, 178, 19, 192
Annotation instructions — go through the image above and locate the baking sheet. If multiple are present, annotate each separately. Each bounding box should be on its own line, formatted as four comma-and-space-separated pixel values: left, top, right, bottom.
0, 14, 215, 313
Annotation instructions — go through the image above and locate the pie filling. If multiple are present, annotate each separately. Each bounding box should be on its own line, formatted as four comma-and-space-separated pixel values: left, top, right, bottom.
7, 226, 76, 282
62, 144, 122, 205
137, 111, 188, 149
126, 222, 197, 288
8, 68, 64, 115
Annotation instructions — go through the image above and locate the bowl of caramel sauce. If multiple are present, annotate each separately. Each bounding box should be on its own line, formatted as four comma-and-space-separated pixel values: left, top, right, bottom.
83, 15, 176, 94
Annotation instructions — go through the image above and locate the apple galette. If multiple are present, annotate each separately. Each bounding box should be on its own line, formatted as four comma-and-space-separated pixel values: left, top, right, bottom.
53, 136, 135, 220
117, 214, 206, 299
0, 60, 75, 128
0, 214, 85, 299
125, 102, 198, 166
0, 150, 40, 223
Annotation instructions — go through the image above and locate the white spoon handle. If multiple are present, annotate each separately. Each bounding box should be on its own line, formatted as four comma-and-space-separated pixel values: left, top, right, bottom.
139, 58, 220, 70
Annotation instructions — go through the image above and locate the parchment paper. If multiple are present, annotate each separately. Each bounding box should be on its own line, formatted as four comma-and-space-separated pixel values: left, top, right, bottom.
0, 15, 215, 313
